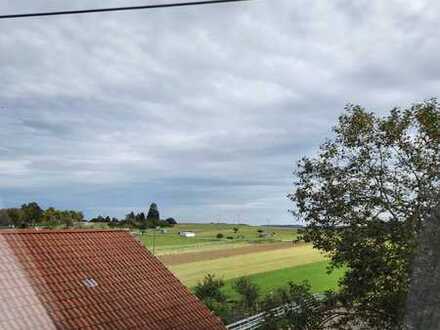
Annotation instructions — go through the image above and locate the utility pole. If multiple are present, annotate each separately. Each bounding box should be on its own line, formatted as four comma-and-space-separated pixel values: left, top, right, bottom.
152, 228, 156, 256
152, 226, 160, 256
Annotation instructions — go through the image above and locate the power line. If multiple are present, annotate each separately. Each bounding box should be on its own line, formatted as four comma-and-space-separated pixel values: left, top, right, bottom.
0, 0, 253, 20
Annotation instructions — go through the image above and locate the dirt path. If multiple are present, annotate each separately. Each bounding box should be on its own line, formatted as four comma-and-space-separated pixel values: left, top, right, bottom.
160, 241, 303, 265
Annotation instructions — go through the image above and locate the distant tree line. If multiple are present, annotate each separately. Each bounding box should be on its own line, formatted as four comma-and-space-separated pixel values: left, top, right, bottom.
89, 203, 178, 229
0, 201, 177, 230
0, 202, 84, 228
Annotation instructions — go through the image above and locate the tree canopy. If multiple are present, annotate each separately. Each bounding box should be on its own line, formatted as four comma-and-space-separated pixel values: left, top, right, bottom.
147, 202, 160, 226
0, 202, 84, 228
290, 99, 440, 328
165, 217, 177, 226
21, 202, 43, 225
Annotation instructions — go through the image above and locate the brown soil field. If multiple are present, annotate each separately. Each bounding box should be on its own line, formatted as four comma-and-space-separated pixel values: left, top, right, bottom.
160, 241, 304, 265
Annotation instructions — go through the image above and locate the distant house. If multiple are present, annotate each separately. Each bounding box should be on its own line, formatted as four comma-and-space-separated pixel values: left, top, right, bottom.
178, 231, 196, 237
0, 229, 225, 329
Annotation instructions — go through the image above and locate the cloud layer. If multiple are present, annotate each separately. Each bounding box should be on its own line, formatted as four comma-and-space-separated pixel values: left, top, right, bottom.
1, 0, 440, 223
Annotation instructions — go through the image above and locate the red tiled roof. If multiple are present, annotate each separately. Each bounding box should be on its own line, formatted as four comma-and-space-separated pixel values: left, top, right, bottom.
0, 229, 225, 329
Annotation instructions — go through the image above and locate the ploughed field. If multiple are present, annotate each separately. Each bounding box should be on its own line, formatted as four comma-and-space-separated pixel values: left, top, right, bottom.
139, 223, 343, 294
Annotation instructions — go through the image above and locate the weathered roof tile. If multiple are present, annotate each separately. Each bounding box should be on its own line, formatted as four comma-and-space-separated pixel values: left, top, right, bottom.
0, 229, 225, 329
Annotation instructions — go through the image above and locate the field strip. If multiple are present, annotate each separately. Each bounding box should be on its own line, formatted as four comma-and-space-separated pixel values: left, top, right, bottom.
155, 241, 251, 255
221, 260, 345, 296
160, 242, 303, 265
169, 244, 325, 287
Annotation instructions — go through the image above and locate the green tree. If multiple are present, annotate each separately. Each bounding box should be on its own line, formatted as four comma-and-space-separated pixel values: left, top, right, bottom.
0, 209, 10, 226
232, 277, 260, 314
2, 208, 24, 227
75, 211, 85, 222
42, 207, 61, 228
7, 208, 23, 227
194, 274, 226, 303
134, 212, 147, 229
90, 215, 105, 223
261, 282, 336, 330
107, 217, 120, 228
125, 212, 136, 227
291, 99, 440, 328
147, 203, 160, 227
165, 217, 177, 226
21, 202, 43, 226
194, 274, 230, 321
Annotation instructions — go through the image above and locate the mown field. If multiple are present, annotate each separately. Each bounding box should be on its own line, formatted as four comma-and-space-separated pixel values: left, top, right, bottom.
139, 223, 299, 254
136, 223, 345, 296
169, 244, 325, 287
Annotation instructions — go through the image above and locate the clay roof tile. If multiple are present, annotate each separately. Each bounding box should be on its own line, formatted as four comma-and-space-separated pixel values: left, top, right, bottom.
0, 229, 225, 329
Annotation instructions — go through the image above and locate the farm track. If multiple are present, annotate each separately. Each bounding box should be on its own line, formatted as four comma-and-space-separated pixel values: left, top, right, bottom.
160, 241, 304, 265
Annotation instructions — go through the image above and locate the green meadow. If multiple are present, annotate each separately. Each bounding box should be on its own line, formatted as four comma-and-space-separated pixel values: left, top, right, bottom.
139, 223, 299, 254
221, 260, 345, 298
169, 244, 325, 287
135, 223, 344, 296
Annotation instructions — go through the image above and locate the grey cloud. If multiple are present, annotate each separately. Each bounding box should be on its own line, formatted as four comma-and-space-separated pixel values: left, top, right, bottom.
1, 0, 440, 223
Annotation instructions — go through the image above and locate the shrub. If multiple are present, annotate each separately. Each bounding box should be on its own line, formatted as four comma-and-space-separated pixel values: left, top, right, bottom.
216, 233, 224, 239
166, 217, 177, 226
194, 274, 226, 303
232, 277, 260, 314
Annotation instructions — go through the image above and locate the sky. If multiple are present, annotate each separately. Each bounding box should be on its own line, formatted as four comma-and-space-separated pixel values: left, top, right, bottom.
1, 0, 440, 224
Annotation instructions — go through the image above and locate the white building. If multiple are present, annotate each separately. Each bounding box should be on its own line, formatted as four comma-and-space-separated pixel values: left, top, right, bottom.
178, 231, 196, 238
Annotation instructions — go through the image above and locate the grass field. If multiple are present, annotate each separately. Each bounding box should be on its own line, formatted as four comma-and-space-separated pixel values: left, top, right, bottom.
169, 244, 326, 287
139, 223, 299, 255
121, 223, 342, 296
136, 223, 343, 294
222, 260, 345, 298
159, 242, 299, 265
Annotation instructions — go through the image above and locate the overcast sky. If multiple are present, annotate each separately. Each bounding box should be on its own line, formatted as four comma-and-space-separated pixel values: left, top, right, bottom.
1, 0, 439, 224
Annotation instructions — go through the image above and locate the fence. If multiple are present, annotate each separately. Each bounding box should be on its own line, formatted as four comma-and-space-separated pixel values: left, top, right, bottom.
226, 294, 325, 330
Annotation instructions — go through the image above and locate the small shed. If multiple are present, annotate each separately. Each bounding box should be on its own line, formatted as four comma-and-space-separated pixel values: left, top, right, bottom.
178, 231, 196, 237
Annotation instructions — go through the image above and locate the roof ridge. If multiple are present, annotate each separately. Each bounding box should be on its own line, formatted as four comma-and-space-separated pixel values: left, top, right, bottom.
0, 228, 130, 234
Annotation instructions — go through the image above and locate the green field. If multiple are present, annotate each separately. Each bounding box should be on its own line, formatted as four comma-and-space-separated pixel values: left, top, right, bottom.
169, 244, 325, 287
136, 223, 343, 295
221, 261, 345, 298
89, 222, 342, 296
139, 223, 299, 254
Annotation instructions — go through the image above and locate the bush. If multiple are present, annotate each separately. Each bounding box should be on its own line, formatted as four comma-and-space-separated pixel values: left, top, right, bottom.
232, 277, 260, 314
166, 217, 177, 226
216, 233, 224, 239
261, 281, 330, 329
194, 274, 231, 321
226, 236, 234, 240
194, 274, 226, 303
158, 220, 171, 227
